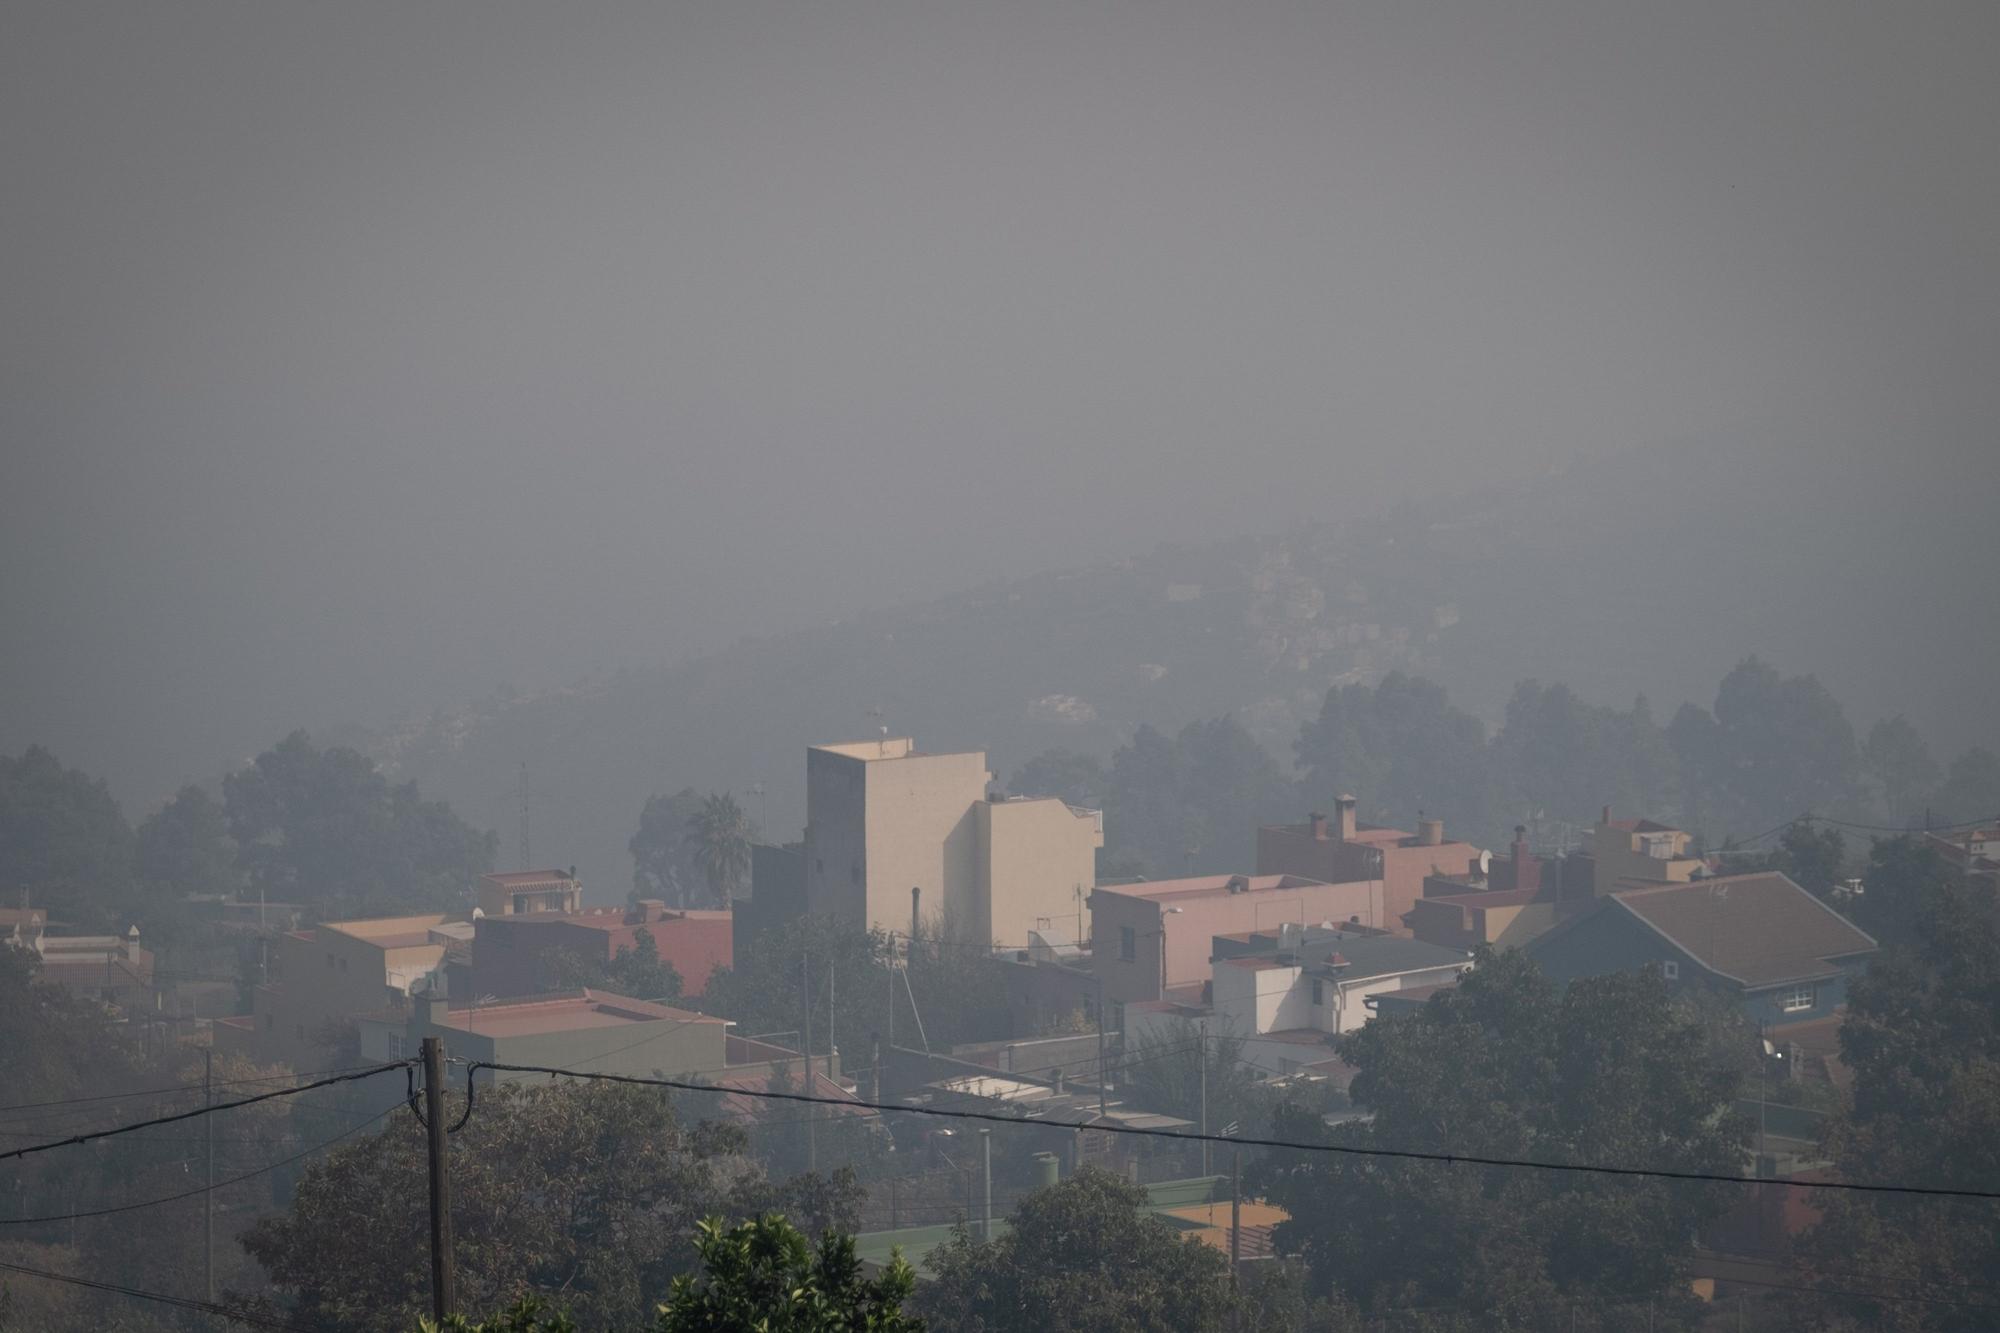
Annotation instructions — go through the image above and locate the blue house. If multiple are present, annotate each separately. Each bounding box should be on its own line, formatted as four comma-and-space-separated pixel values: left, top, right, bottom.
1526, 871, 1876, 1027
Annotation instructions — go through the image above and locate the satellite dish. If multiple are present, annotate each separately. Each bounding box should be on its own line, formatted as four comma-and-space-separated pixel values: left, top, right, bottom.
1478, 849, 1492, 876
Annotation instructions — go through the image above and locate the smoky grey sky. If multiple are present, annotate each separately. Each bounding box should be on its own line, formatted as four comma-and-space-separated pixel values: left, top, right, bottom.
4, 1, 1996, 805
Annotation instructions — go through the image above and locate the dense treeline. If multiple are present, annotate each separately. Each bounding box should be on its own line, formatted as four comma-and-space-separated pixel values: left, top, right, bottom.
1011, 658, 1999, 877
0, 946, 318, 1330
0, 731, 495, 937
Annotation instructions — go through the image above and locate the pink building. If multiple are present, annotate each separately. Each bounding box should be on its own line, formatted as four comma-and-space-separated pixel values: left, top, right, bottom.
472, 900, 733, 999
1257, 795, 1484, 936
1088, 873, 1380, 1013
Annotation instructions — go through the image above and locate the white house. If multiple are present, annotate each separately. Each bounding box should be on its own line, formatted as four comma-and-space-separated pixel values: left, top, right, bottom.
1129, 925, 1474, 1078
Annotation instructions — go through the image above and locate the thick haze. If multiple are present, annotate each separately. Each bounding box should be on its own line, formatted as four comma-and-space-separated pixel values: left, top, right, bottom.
4, 1, 1996, 807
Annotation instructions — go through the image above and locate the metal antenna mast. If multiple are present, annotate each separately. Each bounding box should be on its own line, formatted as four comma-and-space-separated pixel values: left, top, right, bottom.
517, 762, 531, 868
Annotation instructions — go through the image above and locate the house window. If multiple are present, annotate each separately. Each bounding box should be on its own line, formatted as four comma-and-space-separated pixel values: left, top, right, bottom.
1662, 961, 1679, 980
388, 1033, 407, 1060
1311, 978, 1325, 1006
1778, 985, 1816, 1013
1119, 926, 1136, 962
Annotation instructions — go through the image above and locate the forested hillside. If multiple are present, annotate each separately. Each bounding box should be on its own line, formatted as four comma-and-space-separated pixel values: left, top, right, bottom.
364, 440, 1996, 897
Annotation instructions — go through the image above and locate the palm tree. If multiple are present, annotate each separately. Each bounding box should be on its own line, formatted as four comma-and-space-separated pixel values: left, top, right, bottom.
685, 791, 756, 907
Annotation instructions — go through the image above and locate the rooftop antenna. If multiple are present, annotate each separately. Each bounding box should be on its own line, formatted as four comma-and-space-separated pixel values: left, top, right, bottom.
517, 762, 531, 870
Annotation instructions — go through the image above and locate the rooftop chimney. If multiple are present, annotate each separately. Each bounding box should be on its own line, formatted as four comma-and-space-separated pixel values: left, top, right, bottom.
1509, 825, 1542, 895
1309, 812, 1328, 841
1418, 817, 1444, 847
1334, 795, 1358, 842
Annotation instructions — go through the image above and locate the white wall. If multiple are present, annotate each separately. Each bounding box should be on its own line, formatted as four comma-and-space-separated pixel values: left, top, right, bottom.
1331, 964, 1472, 1033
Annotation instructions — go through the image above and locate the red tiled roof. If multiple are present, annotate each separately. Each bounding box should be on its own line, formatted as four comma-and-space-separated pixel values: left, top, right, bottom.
708, 1067, 873, 1122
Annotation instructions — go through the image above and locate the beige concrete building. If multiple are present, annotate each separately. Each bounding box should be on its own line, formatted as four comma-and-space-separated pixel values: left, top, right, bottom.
477, 869, 583, 916
977, 796, 1102, 946
1591, 807, 1705, 888
1088, 873, 1380, 1011
214, 914, 470, 1070
805, 737, 1102, 946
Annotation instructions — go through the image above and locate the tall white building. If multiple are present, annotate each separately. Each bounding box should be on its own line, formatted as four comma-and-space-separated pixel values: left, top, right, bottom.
804, 737, 1102, 947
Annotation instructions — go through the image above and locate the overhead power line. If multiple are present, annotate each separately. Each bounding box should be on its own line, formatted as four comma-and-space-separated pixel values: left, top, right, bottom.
0, 1100, 403, 1227
0, 1256, 315, 1332
472, 1061, 2000, 1202
0, 1062, 410, 1165
0, 1061, 398, 1116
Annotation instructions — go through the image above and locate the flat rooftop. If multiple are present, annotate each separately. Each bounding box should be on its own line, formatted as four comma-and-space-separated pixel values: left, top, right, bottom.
482, 870, 579, 889
1263, 820, 1479, 851
1092, 873, 1328, 903
320, 915, 454, 945
433, 989, 724, 1038
1420, 888, 1545, 909
813, 737, 923, 761
492, 906, 731, 933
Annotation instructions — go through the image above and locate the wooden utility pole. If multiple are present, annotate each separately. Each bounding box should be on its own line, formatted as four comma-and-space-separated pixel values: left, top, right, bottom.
1198, 1018, 1209, 1177
421, 1036, 457, 1324
203, 1047, 214, 1304
979, 1129, 993, 1241
802, 950, 816, 1171
1229, 1144, 1243, 1333
1095, 974, 1109, 1119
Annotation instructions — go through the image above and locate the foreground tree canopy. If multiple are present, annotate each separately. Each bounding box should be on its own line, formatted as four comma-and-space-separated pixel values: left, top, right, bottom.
244, 1081, 863, 1333
425, 1215, 921, 1333
1252, 950, 1748, 1330
917, 1167, 1343, 1332
1791, 851, 2000, 1332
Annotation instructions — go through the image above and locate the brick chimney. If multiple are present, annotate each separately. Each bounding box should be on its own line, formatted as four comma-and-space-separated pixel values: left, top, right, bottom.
1309, 812, 1328, 841
1510, 825, 1542, 894
1334, 795, 1358, 842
